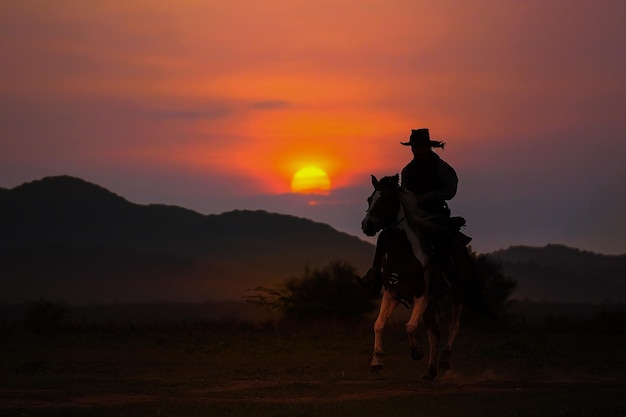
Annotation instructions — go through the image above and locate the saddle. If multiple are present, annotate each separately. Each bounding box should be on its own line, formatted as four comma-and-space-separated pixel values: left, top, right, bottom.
414, 215, 472, 256
381, 216, 469, 305
400, 191, 472, 250
447, 216, 473, 248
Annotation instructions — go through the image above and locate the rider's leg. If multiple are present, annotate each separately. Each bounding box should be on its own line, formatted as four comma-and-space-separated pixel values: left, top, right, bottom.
356, 231, 386, 290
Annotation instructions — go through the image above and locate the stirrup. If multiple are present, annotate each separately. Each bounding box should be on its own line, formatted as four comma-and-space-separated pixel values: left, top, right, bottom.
356, 268, 381, 290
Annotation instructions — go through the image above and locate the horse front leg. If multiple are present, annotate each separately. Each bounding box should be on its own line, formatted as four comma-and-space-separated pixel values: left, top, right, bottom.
405, 294, 428, 363
371, 290, 399, 374
423, 302, 441, 381
440, 300, 463, 372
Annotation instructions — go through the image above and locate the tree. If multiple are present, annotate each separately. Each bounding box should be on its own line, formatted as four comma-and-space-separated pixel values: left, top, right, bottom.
244, 285, 287, 344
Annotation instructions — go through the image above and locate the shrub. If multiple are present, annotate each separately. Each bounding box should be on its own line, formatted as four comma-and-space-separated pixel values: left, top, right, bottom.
22, 298, 71, 332
246, 260, 377, 322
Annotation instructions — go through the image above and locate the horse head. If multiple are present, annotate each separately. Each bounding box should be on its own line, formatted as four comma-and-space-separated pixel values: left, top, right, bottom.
361, 174, 401, 236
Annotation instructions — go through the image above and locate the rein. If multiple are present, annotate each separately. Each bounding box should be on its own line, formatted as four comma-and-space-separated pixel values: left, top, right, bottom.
381, 189, 420, 232
383, 211, 409, 232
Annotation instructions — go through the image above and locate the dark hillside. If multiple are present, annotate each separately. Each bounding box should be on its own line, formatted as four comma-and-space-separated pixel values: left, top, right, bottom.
492, 244, 626, 303
1, 176, 209, 254
0, 176, 374, 303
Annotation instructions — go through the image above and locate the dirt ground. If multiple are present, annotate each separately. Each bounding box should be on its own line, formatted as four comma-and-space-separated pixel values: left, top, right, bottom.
3, 367, 626, 416
2, 322, 626, 416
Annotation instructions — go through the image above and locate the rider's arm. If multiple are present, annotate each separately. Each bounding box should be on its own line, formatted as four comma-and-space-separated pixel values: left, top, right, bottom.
435, 159, 458, 201
420, 160, 458, 203
401, 159, 458, 203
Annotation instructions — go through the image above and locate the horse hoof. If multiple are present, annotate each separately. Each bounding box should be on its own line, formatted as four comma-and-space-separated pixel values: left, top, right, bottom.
410, 346, 424, 361
422, 368, 437, 381
439, 349, 451, 371
370, 364, 383, 374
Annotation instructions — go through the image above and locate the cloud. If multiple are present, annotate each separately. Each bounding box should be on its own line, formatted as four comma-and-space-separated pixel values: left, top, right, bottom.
146, 106, 233, 121
250, 100, 292, 110
2, 0, 626, 254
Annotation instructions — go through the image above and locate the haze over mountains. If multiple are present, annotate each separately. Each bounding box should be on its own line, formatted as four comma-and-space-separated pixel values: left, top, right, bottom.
1, 176, 625, 304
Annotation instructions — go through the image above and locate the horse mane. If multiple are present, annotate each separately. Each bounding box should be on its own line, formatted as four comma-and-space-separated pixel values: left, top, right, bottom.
376, 174, 439, 229
378, 174, 399, 189
398, 190, 436, 229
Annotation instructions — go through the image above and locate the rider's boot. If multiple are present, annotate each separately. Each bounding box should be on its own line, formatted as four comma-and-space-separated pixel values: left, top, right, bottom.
355, 268, 383, 293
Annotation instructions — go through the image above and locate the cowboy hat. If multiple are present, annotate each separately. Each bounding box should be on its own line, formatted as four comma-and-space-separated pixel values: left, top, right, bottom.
400, 128, 445, 148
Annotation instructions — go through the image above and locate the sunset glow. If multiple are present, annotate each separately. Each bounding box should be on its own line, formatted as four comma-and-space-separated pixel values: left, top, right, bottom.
2, 0, 625, 254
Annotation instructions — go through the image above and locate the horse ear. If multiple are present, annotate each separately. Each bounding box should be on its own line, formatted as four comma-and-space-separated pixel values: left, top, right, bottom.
371, 175, 379, 187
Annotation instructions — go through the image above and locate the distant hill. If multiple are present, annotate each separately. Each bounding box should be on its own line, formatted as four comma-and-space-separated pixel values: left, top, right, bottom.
0, 176, 375, 303
492, 244, 626, 303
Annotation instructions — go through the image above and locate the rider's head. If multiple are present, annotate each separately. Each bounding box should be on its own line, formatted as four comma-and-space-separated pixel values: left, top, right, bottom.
400, 129, 445, 158
410, 143, 430, 159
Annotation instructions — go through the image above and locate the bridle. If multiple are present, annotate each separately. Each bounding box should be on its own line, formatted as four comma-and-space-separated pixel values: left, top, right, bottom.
383, 209, 408, 231
367, 184, 407, 233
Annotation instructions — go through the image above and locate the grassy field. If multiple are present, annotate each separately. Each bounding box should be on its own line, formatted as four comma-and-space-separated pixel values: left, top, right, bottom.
1, 314, 626, 417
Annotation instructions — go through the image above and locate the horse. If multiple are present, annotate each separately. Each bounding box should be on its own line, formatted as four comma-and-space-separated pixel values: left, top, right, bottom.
361, 174, 475, 381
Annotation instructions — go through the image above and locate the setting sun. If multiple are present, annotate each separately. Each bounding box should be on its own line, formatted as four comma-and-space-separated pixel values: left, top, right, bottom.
291, 166, 331, 195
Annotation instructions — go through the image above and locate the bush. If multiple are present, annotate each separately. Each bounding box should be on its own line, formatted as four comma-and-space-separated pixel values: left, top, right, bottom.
282, 261, 377, 319
471, 251, 517, 316
22, 298, 71, 332
246, 261, 377, 322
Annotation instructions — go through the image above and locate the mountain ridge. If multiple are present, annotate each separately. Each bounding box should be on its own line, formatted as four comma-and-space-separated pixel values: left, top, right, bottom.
491, 244, 626, 303
0, 176, 375, 303
1, 176, 624, 303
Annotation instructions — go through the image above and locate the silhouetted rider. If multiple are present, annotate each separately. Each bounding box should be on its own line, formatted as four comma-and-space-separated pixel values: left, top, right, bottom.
357, 128, 464, 291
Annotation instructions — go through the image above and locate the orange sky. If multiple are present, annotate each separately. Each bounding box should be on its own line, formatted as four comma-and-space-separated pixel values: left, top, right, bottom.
1, 0, 625, 253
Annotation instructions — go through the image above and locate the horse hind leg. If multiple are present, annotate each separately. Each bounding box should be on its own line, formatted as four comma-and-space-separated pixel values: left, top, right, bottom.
440, 300, 463, 372
409, 306, 424, 362
410, 345, 424, 361
422, 301, 440, 381
439, 347, 452, 372
439, 248, 469, 373
370, 351, 383, 374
